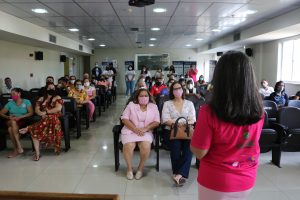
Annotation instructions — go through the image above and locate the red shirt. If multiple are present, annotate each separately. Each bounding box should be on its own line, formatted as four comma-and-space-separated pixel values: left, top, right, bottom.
191, 105, 264, 192
188, 68, 198, 82
150, 84, 167, 97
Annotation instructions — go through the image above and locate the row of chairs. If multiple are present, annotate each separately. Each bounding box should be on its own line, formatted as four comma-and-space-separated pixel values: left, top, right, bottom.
112, 95, 206, 172
0, 85, 117, 152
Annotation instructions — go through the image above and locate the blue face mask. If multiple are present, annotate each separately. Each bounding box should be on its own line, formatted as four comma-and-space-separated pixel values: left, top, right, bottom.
76, 85, 82, 90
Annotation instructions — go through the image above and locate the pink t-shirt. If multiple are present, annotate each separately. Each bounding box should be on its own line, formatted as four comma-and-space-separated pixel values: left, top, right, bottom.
191, 105, 264, 192
188, 68, 198, 82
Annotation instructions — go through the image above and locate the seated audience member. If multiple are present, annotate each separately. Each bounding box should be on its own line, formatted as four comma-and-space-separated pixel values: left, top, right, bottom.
0, 88, 33, 158
185, 80, 201, 98
121, 88, 160, 180
38, 76, 54, 97
102, 66, 114, 88
83, 78, 96, 121
56, 77, 69, 97
150, 76, 167, 98
2, 77, 16, 94
269, 81, 289, 107
67, 75, 76, 90
19, 83, 63, 160
259, 79, 274, 97
294, 91, 300, 100
97, 75, 110, 91
162, 82, 196, 186
196, 75, 207, 88
167, 65, 177, 79
68, 80, 89, 107
83, 73, 90, 80
167, 78, 175, 88
154, 68, 164, 79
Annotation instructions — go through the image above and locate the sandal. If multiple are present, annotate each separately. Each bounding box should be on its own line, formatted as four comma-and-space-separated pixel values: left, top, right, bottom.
32, 153, 41, 161
173, 174, 186, 187
19, 127, 28, 135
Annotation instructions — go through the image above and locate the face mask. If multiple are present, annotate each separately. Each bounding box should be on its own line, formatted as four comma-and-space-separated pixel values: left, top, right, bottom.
199, 77, 204, 81
188, 84, 193, 90
47, 89, 56, 96
156, 82, 162, 86
57, 83, 62, 88
84, 82, 90, 87
173, 89, 183, 98
138, 96, 149, 105
76, 85, 82, 90
70, 80, 75, 84
12, 95, 20, 101
129, 67, 132, 71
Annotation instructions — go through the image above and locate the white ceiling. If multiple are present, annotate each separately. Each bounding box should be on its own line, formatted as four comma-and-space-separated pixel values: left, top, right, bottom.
0, 0, 300, 49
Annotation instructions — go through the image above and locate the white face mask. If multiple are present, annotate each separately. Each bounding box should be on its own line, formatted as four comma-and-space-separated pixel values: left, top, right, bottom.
70, 80, 75, 84
84, 82, 90, 87
188, 84, 193, 90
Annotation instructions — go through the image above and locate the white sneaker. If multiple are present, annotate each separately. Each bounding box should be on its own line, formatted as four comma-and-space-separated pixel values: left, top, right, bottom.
135, 171, 143, 180
127, 171, 134, 180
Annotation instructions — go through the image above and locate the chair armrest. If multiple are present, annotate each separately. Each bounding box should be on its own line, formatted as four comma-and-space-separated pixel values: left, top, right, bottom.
270, 122, 290, 143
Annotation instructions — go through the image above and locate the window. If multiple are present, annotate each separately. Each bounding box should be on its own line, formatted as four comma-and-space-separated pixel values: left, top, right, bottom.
136, 54, 169, 70
278, 38, 300, 82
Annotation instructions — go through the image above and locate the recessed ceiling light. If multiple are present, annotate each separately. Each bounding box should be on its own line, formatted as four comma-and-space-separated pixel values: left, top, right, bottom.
153, 8, 167, 13
69, 28, 79, 32
195, 38, 203, 41
244, 10, 257, 15
211, 29, 221, 32
151, 27, 160, 31
185, 44, 192, 47
150, 38, 157, 41
32, 8, 48, 14
149, 44, 155, 47
102, 145, 108, 150
99, 44, 106, 47
88, 38, 95, 41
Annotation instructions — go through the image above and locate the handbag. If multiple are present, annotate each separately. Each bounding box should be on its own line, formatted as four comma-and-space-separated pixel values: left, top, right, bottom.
170, 117, 194, 140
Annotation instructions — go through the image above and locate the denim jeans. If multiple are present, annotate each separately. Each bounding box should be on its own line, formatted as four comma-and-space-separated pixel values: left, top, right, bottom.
170, 139, 193, 178
126, 80, 135, 96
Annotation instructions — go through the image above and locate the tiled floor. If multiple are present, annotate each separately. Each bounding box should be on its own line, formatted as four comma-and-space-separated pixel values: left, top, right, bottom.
1, 96, 300, 200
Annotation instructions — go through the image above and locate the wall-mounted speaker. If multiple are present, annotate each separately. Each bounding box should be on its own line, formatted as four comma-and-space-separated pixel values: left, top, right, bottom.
245, 48, 253, 57
60, 55, 67, 62
35, 51, 43, 60
217, 52, 223, 56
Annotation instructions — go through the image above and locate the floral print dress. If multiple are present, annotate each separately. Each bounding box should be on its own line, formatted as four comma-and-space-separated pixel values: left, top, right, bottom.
28, 98, 64, 153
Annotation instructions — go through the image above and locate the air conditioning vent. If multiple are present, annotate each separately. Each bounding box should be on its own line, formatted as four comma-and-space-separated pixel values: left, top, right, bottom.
49, 34, 56, 43
136, 41, 141, 44
79, 45, 83, 51
233, 32, 240, 41
130, 27, 139, 32
91, 49, 95, 54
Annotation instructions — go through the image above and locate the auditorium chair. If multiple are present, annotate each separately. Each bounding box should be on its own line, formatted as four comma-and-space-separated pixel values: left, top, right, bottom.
271, 107, 300, 167
112, 124, 159, 172
288, 100, 300, 108
263, 100, 278, 122
61, 97, 81, 138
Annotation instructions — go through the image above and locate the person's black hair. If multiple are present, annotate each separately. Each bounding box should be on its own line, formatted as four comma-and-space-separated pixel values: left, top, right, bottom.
132, 88, 155, 104
210, 51, 263, 125
186, 80, 193, 85
141, 66, 148, 74
4, 77, 11, 81
46, 76, 54, 81
274, 81, 285, 93
59, 77, 67, 83
169, 81, 185, 100
42, 82, 58, 106
75, 79, 82, 86
11, 88, 22, 94
169, 65, 175, 74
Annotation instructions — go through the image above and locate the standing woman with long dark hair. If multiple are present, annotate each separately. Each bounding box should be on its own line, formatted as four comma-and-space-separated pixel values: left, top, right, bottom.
191, 51, 264, 200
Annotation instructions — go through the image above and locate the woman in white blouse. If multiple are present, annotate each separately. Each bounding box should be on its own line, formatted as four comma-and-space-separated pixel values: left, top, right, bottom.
162, 82, 196, 186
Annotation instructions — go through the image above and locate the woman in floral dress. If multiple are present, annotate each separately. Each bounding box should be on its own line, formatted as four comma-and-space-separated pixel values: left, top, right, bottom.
19, 83, 63, 161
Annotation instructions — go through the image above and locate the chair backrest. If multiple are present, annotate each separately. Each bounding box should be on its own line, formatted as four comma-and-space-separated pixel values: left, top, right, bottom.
61, 97, 77, 114
288, 100, 300, 109
185, 95, 206, 118
0, 93, 12, 106
278, 107, 300, 129
263, 100, 278, 119
155, 95, 170, 117
263, 110, 270, 129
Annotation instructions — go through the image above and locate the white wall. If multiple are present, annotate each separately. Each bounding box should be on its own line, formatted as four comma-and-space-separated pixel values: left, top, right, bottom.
91, 48, 209, 94
0, 40, 81, 92
250, 40, 300, 95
